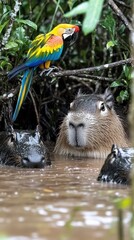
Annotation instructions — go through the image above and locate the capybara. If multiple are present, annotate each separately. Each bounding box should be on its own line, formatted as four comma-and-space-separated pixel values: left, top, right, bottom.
0, 126, 50, 168
54, 88, 128, 158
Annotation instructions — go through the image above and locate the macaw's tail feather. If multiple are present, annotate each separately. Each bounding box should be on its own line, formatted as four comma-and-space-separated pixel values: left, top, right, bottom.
12, 69, 34, 122
8, 63, 29, 79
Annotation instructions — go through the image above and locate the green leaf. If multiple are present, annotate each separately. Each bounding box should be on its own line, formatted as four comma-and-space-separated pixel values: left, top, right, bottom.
101, 12, 116, 39
14, 27, 26, 41
0, 20, 9, 34
16, 19, 37, 30
114, 197, 131, 209
0, 235, 8, 240
110, 80, 123, 87
67, 0, 79, 10
83, 0, 105, 35
5, 41, 18, 49
64, 2, 89, 17
16, 39, 24, 45
0, 60, 12, 70
0, 10, 10, 24
106, 40, 115, 49
123, 65, 132, 80
116, 90, 129, 103
119, 90, 129, 101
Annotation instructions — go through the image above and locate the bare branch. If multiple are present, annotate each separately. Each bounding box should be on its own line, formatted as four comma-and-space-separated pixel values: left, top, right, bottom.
114, 0, 131, 9
29, 91, 40, 125
48, 58, 132, 78
72, 74, 114, 82
108, 0, 133, 31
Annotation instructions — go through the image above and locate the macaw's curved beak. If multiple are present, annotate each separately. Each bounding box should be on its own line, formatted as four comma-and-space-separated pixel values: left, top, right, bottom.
64, 31, 79, 47
70, 31, 79, 45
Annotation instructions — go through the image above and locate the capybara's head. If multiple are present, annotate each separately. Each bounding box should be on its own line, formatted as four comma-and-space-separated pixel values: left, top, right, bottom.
54, 88, 128, 158
0, 127, 50, 168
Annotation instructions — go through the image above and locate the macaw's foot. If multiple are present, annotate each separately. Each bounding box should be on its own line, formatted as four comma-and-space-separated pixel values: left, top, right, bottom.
40, 66, 59, 77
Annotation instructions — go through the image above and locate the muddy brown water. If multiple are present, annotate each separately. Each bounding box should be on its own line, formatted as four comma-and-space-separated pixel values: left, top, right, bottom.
0, 153, 130, 240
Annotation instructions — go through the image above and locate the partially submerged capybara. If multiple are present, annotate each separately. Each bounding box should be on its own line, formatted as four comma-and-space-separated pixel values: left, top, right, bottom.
0, 126, 50, 168
54, 88, 128, 158
97, 144, 134, 184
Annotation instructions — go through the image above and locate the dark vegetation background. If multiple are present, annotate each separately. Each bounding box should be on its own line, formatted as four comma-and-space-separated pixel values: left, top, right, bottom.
0, 0, 131, 141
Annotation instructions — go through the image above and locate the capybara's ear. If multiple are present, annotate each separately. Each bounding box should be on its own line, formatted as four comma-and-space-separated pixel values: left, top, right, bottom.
104, 88, 114, 109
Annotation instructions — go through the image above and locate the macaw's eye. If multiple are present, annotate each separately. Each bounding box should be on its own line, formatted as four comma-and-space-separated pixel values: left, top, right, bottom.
65, 28, 74, 35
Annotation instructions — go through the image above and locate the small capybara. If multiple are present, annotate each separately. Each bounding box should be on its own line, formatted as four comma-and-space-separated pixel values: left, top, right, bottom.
0, 126, 50, 168
97, 144, 134, 184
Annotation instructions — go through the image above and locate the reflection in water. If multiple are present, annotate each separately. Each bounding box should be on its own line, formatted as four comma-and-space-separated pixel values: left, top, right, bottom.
0, 154, 130, 240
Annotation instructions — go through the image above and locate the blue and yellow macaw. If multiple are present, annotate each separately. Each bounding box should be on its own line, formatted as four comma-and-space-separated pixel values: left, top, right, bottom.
8, 23, 80, 122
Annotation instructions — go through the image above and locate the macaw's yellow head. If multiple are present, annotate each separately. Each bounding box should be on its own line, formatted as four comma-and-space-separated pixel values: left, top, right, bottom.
51, 23, 80, 41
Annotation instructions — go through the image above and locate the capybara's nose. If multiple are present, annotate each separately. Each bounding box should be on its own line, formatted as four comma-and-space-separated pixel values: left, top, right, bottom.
69, 122, 85, 129
22, 154, 45, 168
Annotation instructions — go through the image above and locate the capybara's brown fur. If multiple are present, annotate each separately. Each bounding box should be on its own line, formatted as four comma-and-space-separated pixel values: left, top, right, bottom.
54, 89, 128, 158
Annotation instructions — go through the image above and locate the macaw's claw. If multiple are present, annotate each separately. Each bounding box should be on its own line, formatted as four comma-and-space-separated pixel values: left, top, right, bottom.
40, 66, 59, 76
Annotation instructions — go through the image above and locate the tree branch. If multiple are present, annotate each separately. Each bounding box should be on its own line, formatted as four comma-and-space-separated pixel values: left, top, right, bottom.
108, 0, 133, 31
0, 0, 22, 52
48, 58, 132, 78
70, 74, 114, 82
114, 0, 130, 9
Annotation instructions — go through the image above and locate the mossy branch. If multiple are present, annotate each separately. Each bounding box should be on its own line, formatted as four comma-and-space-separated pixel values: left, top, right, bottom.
0, 0, 22, 52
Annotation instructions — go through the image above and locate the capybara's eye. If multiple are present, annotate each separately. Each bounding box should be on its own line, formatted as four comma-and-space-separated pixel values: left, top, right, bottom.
98, 101, 106, 112
7, 133, 16, 146
10, 133, 16, 143
100, 102, 105, 111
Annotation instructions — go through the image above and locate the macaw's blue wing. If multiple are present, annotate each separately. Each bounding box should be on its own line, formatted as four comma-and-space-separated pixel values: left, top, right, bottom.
12, 69, 34, 122
8, 63, 28, 79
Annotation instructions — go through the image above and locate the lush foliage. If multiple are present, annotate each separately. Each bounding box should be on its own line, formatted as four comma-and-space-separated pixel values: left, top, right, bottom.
0, 0, 131, 139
